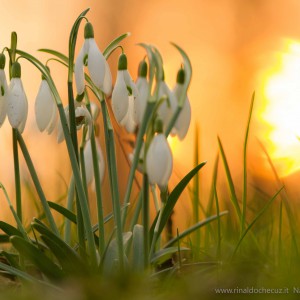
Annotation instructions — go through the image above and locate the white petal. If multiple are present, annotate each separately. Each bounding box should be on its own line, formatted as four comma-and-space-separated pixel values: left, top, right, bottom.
158, 81, 177, 132
146, 134, 173, 188
123, 70, 139, 98
90, 102, 100, 120
74, 42, 87, 95
35, 80, 56, 132
7, 79, 28, 132
135, 77, 149, 125
101, 59, 112, 96
123, 96, 137, 133
84, 140, 94, 185
0, 70, 8, 127
173, 83, 191, 140
46, 104, 57, 134
112, 71, 129, 123
0, 95, 6, 127
87, 39, 105, 89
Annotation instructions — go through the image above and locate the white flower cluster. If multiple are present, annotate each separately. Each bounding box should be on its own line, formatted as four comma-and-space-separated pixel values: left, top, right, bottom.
111, 52, 191, 189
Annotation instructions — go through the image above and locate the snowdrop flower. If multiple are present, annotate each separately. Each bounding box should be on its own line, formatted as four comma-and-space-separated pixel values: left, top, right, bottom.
0, 54, 8, 128
84, 140, 105, 185
35, 72, 57, 134
134, 59, 149, 125
157, 73, 177, 134
172, 68, 191, 140
7, 62, 28, 133
75, 22, 112, 97
146, 119, 173, 189
112, 53, 139, 133
57, 105, 92, 143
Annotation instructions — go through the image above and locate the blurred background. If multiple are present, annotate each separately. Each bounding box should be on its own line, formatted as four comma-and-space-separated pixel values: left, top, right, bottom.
1, 0, 300, 227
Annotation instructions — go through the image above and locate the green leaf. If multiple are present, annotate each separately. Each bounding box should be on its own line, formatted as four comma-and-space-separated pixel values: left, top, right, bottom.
132, 224, 144, 272
103, 33, 131, 59
38, 49, 68, 64
218, 136, 242, 220
10, 236, 64, 280
0, 221, 23, 237
47, 201, 77, 224
0, 251, 19, 269
151, 247, 189, 265
163, 212, 228, 248
0, 234, 9, 243
102, 232, 132, 274
40, 234, 86, 275
155, 161, 207, 237
232, 187, 284, 257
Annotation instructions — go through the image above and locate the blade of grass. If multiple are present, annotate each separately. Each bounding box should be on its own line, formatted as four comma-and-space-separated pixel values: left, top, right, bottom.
231, 186, 284, 258
217, 136, 241, 221
241, 92, 255, 233
163, 212, 228, 248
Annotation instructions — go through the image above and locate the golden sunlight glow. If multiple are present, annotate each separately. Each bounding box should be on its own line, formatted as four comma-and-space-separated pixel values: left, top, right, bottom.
262, 40, 300, 176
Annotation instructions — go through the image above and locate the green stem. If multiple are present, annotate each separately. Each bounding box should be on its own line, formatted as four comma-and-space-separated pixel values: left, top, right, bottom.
57, 103, 97, 266
143, 174, 150, 268
12, 128, 22, 226
64, 176, 75, 244
79, 143, 89, 204
100, 98, 124, 271
90, 132, 105, 258
122, 101, 156, 228
16, 132, 59, 236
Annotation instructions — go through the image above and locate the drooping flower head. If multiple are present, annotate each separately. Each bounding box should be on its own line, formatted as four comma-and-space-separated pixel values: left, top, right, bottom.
57, 105, 92, 143
112, 53, 139, 133
35, 68, 57, 134
7, 62, 28, 133
0, 54, 8, 128
134, 59, 149, 126
173, 68, 191, 140
146, 119, 173, 189
157, 71, 177, 134
75, 22, 112, 98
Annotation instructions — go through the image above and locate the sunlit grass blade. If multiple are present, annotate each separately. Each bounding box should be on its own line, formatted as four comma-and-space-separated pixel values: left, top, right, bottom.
258, 140, 299, 256
241, 92, 255, 233
204, 154, 219, 248
217, 136, 241, 221
163, 212, 228, 248
38, 49, 68, 63
231, 186, 284, 258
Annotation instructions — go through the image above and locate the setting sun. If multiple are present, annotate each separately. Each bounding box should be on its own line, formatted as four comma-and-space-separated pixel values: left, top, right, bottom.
261, 40, 300, 176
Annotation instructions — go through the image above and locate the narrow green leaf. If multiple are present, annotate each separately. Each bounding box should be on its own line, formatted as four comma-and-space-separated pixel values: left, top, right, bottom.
241, 92, 255, 233
40, 234, 86, 275
0, 235, 9, 243
132, 224, 144, 272
0, 251, 19, 269
103, 33, 131, 59
232, 187, 284, 258
47, 201, 77, 224
156, 161, 207, 237
10, 236, 64, 280
217, 136, 242, 220
38, 49, 68, 63
0, 221, 23, 238
151, 247, 189, 265
163, 212, 228, 248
